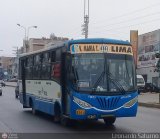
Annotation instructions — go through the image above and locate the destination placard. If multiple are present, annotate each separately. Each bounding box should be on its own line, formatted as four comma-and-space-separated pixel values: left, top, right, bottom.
70, 44, 133, 55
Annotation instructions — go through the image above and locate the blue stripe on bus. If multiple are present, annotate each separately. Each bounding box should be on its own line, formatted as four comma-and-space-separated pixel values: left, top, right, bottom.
19, 93, 59, 116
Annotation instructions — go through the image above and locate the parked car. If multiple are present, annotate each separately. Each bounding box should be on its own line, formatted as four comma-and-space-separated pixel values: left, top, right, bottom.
136, 75, 145, 94
0, 85, 2, 96
0, 80, 5, 87
15, 85, 19, 98
144, 83, 160, 93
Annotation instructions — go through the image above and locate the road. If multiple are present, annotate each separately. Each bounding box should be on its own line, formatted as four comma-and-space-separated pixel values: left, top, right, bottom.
0, 87, 160, 138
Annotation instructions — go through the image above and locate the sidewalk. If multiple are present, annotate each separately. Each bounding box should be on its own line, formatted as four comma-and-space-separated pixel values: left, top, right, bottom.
138, 92, 160, 109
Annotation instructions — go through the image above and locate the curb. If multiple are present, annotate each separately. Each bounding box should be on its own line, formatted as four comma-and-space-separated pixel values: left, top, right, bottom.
139, 102, 160, 109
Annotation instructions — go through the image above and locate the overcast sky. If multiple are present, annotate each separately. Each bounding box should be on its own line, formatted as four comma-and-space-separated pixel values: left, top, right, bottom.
0, 0, 160, 56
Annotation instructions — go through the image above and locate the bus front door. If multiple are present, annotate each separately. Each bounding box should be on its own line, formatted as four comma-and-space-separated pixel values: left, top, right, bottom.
21, 59, 26, 107
61, 53, 70, 116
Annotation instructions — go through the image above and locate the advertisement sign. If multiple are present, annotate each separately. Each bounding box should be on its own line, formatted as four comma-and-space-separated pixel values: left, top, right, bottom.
137, 30, 160, 68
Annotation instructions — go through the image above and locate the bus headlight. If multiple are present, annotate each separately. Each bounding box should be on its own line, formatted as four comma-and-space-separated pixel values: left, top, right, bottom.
123, 97, 138, 108
73, 97, 92, 109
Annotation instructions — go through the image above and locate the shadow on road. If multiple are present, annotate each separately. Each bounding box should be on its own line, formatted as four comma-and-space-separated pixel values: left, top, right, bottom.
23, 110, 118, 132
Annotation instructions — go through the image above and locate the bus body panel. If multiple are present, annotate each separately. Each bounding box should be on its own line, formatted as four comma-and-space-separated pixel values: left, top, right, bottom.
19, 79, 61, 115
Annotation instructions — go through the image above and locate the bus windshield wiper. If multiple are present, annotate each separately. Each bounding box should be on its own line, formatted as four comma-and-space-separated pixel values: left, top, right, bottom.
107, 72, 126, 94
92, 71, 105, 92
72, 67, 79, 90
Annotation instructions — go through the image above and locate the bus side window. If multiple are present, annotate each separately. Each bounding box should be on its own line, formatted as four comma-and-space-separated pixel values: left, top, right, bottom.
51, 51, 56, 62
56, 49, 61, 62
25, 58, 29, 79
26, 56, 33, 79
33, 54, 41, 79
41, 52, 51, 79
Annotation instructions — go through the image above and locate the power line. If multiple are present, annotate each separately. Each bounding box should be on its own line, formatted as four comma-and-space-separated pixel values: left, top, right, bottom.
91, 2, 160, 26
91, 11, 160, 30
92, 17, 160, 34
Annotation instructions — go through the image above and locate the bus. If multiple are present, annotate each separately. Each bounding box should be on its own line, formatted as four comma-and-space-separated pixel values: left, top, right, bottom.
19, 38, 138, 126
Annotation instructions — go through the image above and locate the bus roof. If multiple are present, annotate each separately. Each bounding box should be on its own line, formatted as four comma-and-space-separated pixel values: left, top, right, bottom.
68, 38, 131, 46
19, 38, 131, 58
19, 41, 66, 58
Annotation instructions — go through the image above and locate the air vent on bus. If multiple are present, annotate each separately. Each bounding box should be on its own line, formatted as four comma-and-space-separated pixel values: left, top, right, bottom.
96, 97, 120, 109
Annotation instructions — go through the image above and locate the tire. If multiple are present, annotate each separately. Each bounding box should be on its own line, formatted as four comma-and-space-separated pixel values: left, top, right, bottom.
61, 116, 69, 126
61, 116, 75, 126
32, 106, 37, 115
103, 117, 116, 126
30, 99, 37, 115
0, 92, 2, 96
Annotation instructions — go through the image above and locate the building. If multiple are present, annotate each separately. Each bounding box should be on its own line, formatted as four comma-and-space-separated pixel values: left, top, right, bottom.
24, 35, 68, 53
10, 35, 69, 79
136, 29, 160, 87
0, 56, 14, 79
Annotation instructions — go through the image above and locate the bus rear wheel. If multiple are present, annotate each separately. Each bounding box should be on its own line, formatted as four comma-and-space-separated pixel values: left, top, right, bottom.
103, 117, 116, 125
30, 99, 37, 115
32, 106, 37, 115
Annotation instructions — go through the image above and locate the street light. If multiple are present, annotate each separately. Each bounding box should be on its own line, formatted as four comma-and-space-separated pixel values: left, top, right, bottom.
27, 26, 37, 40
17, 24, 37, 40
17, 24, 27, 40
17, 24, 37, 53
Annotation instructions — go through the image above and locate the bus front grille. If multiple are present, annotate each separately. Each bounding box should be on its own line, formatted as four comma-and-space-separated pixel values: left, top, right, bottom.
96, 97, 120, 109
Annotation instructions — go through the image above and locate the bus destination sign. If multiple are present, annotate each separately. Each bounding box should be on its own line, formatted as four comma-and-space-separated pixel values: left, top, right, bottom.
70, 44, 133, 55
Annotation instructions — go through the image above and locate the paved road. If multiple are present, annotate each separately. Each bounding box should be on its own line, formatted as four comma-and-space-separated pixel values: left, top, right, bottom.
0, 87, 160, 138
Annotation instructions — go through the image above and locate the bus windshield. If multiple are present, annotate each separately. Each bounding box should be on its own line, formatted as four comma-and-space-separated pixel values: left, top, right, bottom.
71, 53, 136, 94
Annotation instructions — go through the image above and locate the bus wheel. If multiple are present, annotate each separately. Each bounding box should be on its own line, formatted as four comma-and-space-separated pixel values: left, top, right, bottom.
61, 117, 76, 127
60, 116, 73, 126
103, 117, 116, 126
30, 99, 36, 115
32, 106, 37, 115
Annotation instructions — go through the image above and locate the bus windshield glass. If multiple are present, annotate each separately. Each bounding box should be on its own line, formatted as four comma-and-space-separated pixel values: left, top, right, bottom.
71, 53, 136, 94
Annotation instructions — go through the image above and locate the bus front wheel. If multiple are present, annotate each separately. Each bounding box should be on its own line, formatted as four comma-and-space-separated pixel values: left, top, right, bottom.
61, 116, 75, 126
103, 117, 116, 125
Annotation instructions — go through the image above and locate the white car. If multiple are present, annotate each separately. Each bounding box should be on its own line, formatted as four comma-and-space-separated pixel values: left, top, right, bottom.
137, 75, 145, 94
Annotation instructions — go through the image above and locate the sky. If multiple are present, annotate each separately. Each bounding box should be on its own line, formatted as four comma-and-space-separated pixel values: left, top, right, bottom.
0, 0, 160, 56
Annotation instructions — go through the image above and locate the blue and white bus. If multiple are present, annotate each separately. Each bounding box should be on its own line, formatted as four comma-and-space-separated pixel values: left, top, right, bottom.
19, 38, 138, 125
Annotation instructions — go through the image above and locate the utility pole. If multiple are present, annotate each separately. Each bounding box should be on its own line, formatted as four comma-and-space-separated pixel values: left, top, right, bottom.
12, 47, 19, 78
82, 0, 89, 39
